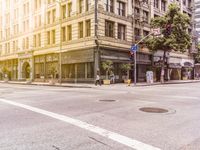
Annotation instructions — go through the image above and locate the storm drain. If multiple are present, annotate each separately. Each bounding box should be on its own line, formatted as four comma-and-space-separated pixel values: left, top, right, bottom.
139, 107, 168, 113
99, 100, 116, 102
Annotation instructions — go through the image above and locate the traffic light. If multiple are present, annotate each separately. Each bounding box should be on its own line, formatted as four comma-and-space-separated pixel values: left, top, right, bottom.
129, 51, 134, 61
165, 24, 172, 36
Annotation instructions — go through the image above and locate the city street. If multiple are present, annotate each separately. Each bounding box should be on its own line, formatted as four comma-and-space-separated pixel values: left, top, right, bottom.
0, 83, 200, 150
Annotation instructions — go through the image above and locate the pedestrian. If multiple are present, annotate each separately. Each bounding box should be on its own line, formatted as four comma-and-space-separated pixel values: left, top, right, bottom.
95, 72, 101, 86
110, 71, 115, 84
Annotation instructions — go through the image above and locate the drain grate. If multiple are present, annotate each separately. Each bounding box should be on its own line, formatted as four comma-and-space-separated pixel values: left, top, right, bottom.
99, 100, 116, 102
139, 107, 168, 113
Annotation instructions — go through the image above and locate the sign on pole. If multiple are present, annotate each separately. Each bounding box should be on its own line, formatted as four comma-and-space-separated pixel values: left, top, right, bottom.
152, 28, 161, 36
130, 44, 138, 52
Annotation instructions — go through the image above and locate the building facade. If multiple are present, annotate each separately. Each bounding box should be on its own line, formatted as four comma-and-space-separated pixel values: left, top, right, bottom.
0, 0, 197, 83
195, 0, 200, 41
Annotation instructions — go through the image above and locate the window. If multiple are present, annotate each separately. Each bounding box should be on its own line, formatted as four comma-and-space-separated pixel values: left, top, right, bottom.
143, 30, 149, 37
47, 31, 50, 45
105, 20, 114, 37
38, 33, 41, 47
183, 0, 186, 5
85, 20, 91, 37
34, 0, 41, 10
13, 41, 15, 52
143, 11, 148, 23
47, 11, 51, 24
52, 30, 55, 44
68, 2, 72, 17
134, 28, 140, 41
62, 27, 66, 42
34, 35, 37, 47
0, 45, 2, 56
87, 62, 94, 78
38, 15, 41, 26
78, 22, 83, 38
79, 0, 84, 13
34, 33, 41, 47
118, 24, 126, 40
26, 37, 29, 49
62, 5, 66, 19
118, 1, 125, 16
86, 0, 91, 11
67, 25, 72, 41
77, 63, 85, 78
154, 0, 159, 9
52, 9, 56, 23
105, 0, 114, 13
161, 0, 166, 11
134, 8, 140, 19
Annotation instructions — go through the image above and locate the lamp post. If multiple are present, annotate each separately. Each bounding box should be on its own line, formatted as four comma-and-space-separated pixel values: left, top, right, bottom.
56, 0, 62, 84
131, 0, 153, 85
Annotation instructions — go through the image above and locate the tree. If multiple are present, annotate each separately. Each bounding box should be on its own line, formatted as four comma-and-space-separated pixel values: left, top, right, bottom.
2, 66, 9, 79
102, 60, 113, 80
120, 63, 132, 80
145, 3, 191, 83
195, 44, 200, 63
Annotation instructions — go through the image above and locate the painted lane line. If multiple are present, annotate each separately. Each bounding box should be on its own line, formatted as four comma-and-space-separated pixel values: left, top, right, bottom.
0, 98, 161, 150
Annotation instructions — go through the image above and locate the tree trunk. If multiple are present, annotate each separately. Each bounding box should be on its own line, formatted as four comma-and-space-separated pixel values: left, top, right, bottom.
127, 71, 129, 79
106, 70, 108, 79
160, 51, 166, 83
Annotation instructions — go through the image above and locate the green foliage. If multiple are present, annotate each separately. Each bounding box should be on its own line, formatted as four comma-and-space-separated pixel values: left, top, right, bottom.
146, 3, 191, 53
102, 60, 113, 79
1, 66, 10, 79
2, 66, 9, 75
49, 64, 57, 79
120, 63, 132, 79
195, 44, 200, 62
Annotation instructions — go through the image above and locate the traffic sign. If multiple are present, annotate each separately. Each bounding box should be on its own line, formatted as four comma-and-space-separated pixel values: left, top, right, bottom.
130, 45, 138, 52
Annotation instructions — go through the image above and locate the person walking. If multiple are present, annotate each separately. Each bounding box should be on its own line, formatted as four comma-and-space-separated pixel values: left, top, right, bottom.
110, 71, 115, 84
95, 72, 101, 86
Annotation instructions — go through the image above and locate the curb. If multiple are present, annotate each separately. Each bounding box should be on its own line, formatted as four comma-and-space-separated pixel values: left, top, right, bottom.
134, 80, 200, 87
0, 80, 200, 88
0, 81, 93, 88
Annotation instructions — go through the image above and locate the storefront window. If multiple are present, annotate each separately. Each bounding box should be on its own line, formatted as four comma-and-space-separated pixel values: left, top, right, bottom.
35, 63, 44, 78
87, 62, 94, 78
77, 63, 85, 78
62, 64, 75, 78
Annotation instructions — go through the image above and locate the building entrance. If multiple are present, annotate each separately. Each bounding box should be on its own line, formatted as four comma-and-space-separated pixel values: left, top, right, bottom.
22, 62, 30, 79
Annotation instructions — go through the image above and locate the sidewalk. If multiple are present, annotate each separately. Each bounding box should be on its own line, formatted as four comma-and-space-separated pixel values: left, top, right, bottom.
0, 79, 200, 88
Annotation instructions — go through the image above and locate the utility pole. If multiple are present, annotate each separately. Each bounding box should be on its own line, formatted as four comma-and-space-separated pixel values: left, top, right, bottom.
94, 0, 99, 76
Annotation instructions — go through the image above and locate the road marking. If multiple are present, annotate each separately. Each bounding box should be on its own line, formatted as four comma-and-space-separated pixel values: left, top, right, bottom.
0, 98, 161, 150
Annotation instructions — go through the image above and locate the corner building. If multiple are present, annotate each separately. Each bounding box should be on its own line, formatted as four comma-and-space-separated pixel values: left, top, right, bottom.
0, 0, 197, 83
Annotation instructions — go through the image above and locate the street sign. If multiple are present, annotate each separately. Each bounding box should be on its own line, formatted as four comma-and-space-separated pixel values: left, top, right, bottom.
130, 45, 138, 52
151, 28, 161, 36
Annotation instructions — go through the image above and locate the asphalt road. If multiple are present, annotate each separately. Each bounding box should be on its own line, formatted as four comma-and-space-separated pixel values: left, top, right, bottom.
0, 83, 200, 150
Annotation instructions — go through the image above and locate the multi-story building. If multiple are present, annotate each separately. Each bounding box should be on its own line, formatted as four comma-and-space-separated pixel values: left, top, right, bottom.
0, 0, 197, 83
195, 0, 200, 41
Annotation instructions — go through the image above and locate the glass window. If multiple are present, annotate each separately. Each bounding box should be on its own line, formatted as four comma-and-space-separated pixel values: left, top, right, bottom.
86, 20, 91, 37
118, 24, 126, 40
105, 20, 114, 37
77, 63, 85, 78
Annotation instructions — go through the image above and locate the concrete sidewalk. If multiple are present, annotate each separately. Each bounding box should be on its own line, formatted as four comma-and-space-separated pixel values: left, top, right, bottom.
0, 79, 200, 88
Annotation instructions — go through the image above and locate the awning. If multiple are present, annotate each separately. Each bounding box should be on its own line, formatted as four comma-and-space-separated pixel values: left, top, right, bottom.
168, 63, 182, 69
183, 62, 193, 68
181, 59, 194, 68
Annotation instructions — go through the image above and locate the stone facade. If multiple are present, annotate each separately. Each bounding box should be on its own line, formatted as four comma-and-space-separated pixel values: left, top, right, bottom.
0, 0, 197, 83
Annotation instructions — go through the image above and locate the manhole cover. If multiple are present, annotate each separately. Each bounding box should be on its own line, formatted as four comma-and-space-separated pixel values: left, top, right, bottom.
99, 100, 116, 102
139, 107, 168, 113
